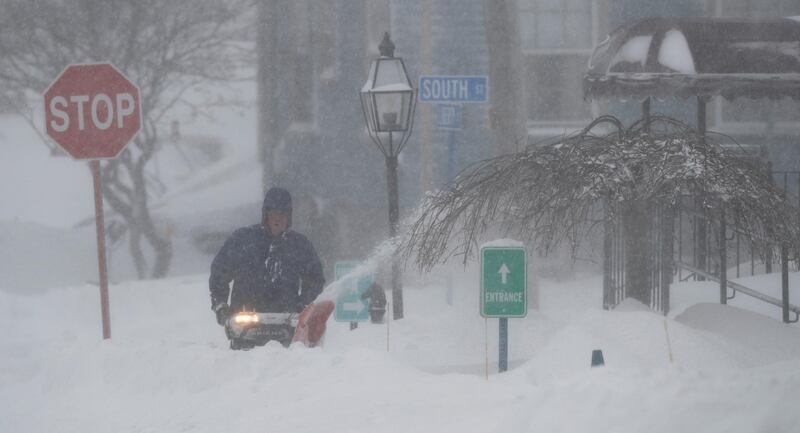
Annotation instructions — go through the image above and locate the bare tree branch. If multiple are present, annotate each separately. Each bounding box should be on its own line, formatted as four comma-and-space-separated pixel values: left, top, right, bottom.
403, 115, 800, 271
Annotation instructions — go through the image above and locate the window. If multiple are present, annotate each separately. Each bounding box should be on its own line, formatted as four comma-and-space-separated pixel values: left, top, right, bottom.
716, 0, 800, 17
526, 54, 592, 121
518, 0, 597, 125
519, 0, 593, 51
721, 99, 800, 124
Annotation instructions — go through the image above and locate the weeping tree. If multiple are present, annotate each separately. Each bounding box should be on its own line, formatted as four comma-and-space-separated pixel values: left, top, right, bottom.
403, 115, 800, 305
0, 0, 253, 278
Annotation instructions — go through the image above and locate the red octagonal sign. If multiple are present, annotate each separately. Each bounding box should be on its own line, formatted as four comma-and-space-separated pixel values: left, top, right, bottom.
44, 63, 141, 160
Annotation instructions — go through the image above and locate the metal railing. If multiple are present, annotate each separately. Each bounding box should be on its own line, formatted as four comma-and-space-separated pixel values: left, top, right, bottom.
675, 261, 799, 323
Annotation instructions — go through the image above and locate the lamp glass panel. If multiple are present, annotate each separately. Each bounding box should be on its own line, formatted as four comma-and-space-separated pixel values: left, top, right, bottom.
363, 61, 377, 91
398, 92, 411, 130
375, 92, 411, 132
374, 58, 408, 88
360, 90, 378, 132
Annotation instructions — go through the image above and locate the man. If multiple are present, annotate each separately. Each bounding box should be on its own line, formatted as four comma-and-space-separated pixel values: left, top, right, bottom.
360, 282, 387, 324
209, 187, 325, 328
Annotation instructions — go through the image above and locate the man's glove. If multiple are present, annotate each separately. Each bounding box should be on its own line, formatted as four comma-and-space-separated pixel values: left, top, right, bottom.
213, 303, 231, 326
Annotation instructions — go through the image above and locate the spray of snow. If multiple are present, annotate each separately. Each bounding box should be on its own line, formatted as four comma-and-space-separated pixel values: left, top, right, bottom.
315, 235, 398, 303
316, 196, 434, 303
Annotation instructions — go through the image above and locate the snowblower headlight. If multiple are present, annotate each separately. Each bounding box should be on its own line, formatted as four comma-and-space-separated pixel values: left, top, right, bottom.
233, 313, 259, 324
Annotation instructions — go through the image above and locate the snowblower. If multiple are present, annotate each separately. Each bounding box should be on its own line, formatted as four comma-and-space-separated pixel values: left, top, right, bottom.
224, 301, 335, 350
225, 311, 299, 349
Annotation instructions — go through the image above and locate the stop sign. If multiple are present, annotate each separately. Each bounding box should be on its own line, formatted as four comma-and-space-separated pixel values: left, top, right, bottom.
44, 63, 141, 159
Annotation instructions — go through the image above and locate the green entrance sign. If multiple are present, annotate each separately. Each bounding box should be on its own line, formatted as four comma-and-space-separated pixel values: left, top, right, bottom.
334, 261, 373, 322
481, 247, 527, 318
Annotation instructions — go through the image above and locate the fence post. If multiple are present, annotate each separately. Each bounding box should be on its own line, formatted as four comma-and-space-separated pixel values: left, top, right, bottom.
695, 98, 708, 280
603, 199, 613, 310
720, 207, 727, 305
782, 243, 790, 323
765, 163, 774, 273
660, 204, 674, 315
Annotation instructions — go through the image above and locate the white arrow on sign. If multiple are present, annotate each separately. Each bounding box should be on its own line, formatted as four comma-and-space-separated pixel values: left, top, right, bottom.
498, 263, 510, 284
343, 301, 366, 313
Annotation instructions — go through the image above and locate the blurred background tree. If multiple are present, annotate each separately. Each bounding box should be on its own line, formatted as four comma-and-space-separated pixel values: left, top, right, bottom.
0, 0, 254, 278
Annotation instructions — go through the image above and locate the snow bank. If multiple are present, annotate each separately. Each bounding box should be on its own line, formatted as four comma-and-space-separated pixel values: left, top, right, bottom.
2, 270, 800, 433
676, 303, 800, 366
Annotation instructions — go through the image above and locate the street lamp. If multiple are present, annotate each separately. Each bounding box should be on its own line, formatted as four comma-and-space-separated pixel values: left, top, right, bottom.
360, 32, 417, 320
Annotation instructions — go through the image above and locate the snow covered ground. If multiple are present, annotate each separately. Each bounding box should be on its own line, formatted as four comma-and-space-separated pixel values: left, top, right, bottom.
2, 262, 800, 433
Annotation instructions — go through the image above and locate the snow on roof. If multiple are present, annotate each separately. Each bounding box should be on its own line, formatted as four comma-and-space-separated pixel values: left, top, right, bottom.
658, 29, 696, 74
481, 238, 525, 248
370, 83, 413, 92
585, 17, 800, 100
609, 35, 652, 70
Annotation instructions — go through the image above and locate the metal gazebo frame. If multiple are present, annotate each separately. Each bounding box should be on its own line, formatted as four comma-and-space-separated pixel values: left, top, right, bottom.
584, 16, 800, 322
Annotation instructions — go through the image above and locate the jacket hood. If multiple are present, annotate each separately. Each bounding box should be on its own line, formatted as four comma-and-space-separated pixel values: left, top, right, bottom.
262, 187, 292, 228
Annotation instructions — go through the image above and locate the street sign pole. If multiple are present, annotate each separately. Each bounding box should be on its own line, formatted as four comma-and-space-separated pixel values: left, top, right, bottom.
432, 103, 462, 183
420, 77, 481, 189
44, 63, 141, 341
432, 101, 466, 308
418, 75, 485, 188
481, 246, 526, 374
91, 160, 111, 339
499, 317, 508, 372
447, 129, 456, 182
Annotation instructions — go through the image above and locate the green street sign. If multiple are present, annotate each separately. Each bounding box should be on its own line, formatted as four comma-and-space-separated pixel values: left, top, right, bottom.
334, 261, 373, 322
481, 247, 527, 318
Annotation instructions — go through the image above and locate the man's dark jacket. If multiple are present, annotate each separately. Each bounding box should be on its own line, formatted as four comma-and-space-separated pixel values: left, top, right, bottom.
209, 224, 325, 313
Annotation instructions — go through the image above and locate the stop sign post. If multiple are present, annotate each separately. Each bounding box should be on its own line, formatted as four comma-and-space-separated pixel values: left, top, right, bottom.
44, 63, 142, 339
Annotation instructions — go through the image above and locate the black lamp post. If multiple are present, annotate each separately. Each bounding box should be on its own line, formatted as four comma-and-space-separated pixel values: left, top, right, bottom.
360, 32, 417, 320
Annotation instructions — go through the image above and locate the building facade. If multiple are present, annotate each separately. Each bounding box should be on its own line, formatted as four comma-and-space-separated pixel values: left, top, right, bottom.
515, 0, 800, 157
265, 0, 800, 271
